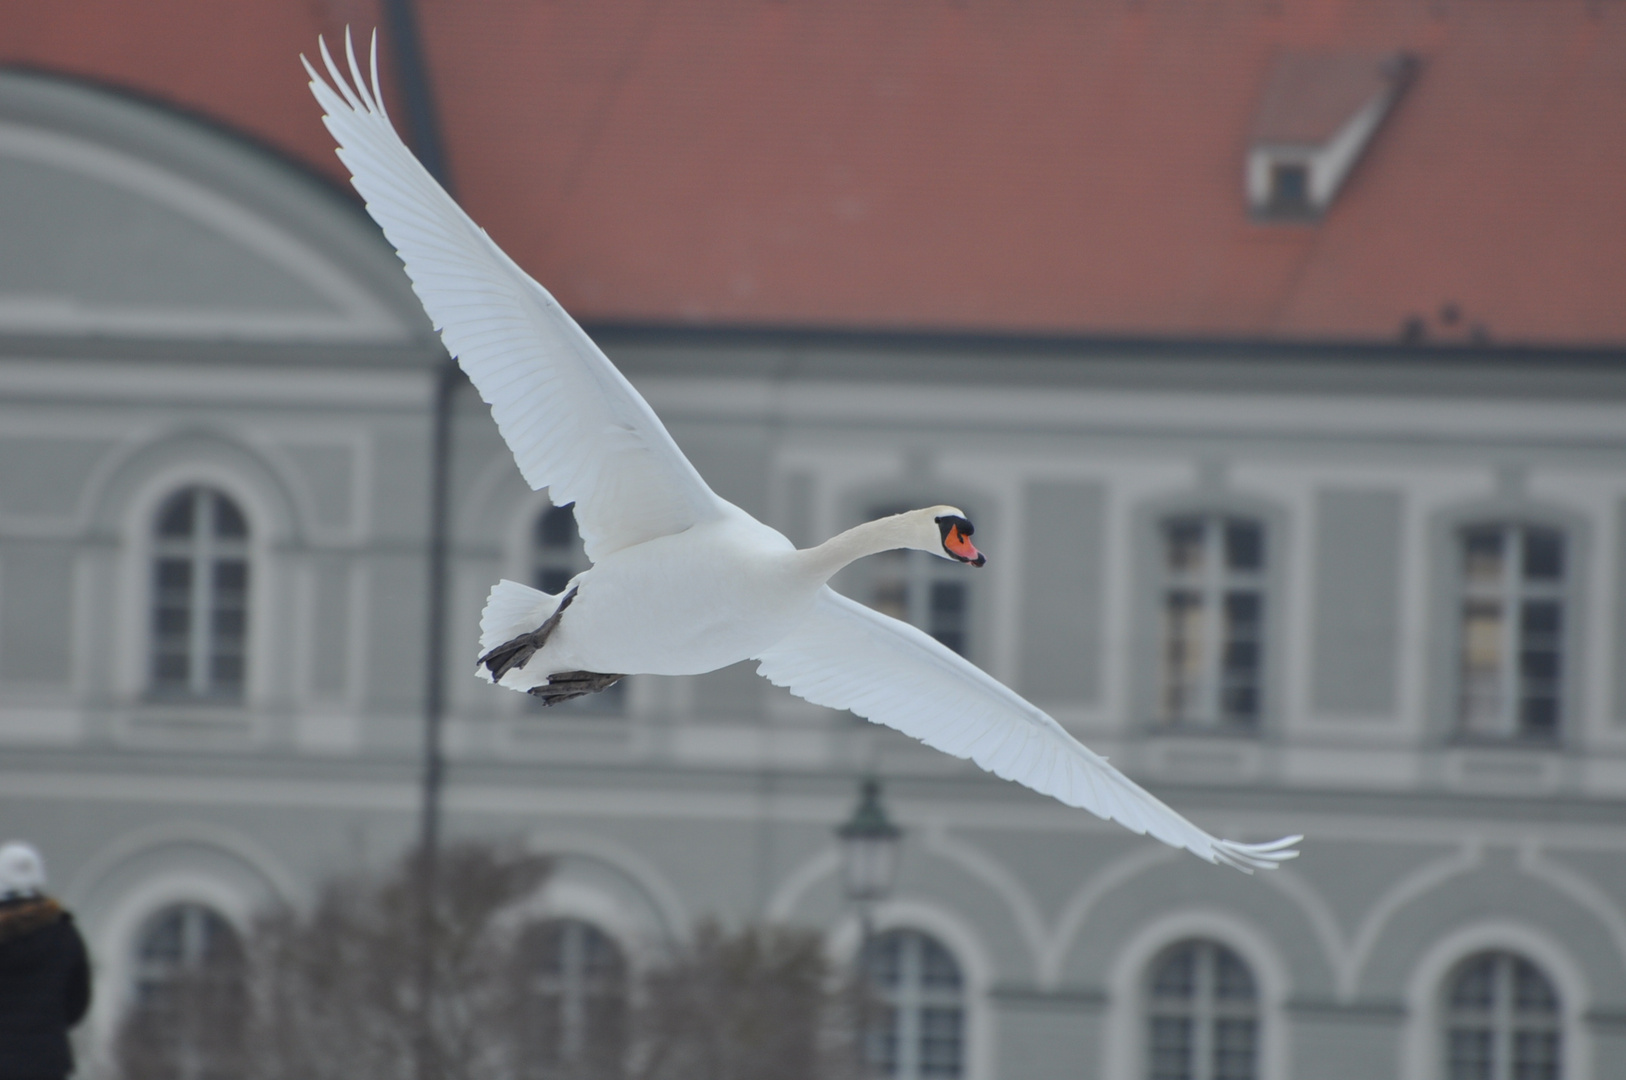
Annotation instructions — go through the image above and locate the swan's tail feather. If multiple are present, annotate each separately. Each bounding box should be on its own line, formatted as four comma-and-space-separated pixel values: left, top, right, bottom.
477, 579, 570, 682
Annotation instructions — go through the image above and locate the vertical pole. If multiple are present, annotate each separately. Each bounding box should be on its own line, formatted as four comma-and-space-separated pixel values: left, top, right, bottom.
415, 359, 457, 1080
377, 4, 454, 1080
856, 905, 874, 1079
380, 0, 452, 190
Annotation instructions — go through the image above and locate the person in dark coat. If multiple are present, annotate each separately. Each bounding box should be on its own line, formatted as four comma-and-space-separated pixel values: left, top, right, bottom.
0, 842, 91, 1080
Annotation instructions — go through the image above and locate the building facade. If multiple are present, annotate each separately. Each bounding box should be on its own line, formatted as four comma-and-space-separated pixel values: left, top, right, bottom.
3, 68, 1626, 1080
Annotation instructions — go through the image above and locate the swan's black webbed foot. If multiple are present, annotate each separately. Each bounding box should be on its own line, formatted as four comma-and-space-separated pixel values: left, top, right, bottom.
480, 586, 577, 681
528, 671, 626, 706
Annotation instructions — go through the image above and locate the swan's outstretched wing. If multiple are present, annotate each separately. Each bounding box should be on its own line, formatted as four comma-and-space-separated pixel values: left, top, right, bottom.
305, 35, 720, 560
754, 588, 1301, 872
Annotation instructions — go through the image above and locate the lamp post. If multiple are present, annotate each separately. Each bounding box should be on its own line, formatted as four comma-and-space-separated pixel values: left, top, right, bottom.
837, 776, 902, 1077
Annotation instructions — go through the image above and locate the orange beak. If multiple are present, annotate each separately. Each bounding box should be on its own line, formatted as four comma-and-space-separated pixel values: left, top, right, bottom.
945, 525, 986, 566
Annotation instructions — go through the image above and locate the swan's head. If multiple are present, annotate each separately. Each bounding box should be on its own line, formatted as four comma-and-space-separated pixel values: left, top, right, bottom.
926, 506, 985, 567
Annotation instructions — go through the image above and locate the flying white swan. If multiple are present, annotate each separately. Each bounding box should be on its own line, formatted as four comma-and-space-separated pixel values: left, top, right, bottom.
305, 34, 1300, 873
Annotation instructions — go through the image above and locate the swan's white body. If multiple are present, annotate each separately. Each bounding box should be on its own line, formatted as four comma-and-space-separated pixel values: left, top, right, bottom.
306, 35, 1301, 873
486, 504, 807, 681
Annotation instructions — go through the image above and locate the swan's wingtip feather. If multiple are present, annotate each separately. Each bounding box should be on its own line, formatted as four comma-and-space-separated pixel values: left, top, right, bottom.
1210, 834, 1302, 872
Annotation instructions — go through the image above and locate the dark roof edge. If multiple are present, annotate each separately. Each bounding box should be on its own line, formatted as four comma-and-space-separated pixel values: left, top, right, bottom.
583, 319, 1626, 369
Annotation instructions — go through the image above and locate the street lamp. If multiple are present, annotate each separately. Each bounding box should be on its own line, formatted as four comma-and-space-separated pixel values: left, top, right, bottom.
836, 776, 902, 1076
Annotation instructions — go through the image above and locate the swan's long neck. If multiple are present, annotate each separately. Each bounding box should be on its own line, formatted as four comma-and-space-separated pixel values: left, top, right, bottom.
796, 513, 923, 584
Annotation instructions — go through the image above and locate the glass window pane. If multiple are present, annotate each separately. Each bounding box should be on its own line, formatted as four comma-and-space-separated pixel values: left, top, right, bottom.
1513, 959, 1559, 1014
1214, 947, 1257, 1000
1449, 955, 1497, 1010
1213, 1018, 1257, 1080
152, 654, 188, 685
1224, 520, 1262, 572
533, 503, 591, 611
123, 905, 246, 1080
920, 936, 963, 990
139, 909, 186, 963
1513, 1031, 1560, 1080
1458, 524, 1568, 740
151, 489, 251, 700
212, 495, 247, 539
872, 569, 910, 622
1448, 1029, 1493, 1080
1165, 519, 1205, 573
1149, 1017, 1193, 1080
209, 654, 244, 689
157, 491, 196, 538
929, 582, 968, 655
1522, 528, 1564, 582
869, 932, 903, 989
1151, 945, 1196, 1000
154, 606, 190, 638
536, 504, 579, 550
920, 1007, 963, 1077
871, 931, 964, 1079
156, 559, 192, 592
213, 561, 247, 593
1463, 527, 1504, 585
1520, 600, 1562, 644
1445, 953, 1561, 1080
874, 1005, 901, 1075
1162, 591, 1204, 721
1161, 516, 1267, 729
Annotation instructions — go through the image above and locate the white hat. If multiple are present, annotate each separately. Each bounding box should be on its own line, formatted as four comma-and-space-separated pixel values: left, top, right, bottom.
0, 842, 46, 899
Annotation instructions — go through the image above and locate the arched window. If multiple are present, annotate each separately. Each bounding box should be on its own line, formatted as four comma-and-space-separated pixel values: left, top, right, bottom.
1443, 951, 1561, 1080
515, 917, 628, 1079
1145, 939, 1259, 1080
1159, 515, 1266, 730
865, 503, 973, 657
866, 928, 964, 1079
150, 487, 250, 700
530, 504, 624, 710
117, 902, 246, 1080
1458, 524, 1567, 741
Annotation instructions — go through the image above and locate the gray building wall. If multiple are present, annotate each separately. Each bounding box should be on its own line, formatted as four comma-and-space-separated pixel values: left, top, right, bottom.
2, 69, 1625, 1080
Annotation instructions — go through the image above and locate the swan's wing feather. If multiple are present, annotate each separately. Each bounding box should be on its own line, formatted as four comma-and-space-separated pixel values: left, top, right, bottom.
754, 588, 1300, 872
305, 34, 720, 559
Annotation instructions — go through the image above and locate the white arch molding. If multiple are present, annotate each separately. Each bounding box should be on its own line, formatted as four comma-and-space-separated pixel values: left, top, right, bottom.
1101, 908, 1293, 1080
0, 120, 405, 343
108, 448, 293, 714
1399, 920, 1592, 1080
84, 869, 261, 1072
521, 828, 690, 945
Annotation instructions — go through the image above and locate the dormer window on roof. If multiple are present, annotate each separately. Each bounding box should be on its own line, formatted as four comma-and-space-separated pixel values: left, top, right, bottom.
1247, 50, 1416, 220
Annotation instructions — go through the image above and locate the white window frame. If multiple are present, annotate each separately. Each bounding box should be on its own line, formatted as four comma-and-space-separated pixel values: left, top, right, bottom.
1456, 523, 1567, 741
1103, 912, 1289, 1080
1401, 921, 1589, 1080
519, 916, 628, 1074
147, 486, 252, 701
122, 901, 247, 1080
1157, 515, 1267, 731
1441, 950, 1562, 1080
1144, 939, 1261, 1080
867, 927, 967, 1080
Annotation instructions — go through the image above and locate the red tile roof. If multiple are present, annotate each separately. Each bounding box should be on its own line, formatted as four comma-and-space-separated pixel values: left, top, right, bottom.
5, 0, 1625, 347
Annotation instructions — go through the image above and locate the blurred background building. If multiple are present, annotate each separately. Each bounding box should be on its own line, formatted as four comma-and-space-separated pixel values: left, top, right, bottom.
2, 1, 1626, 1078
